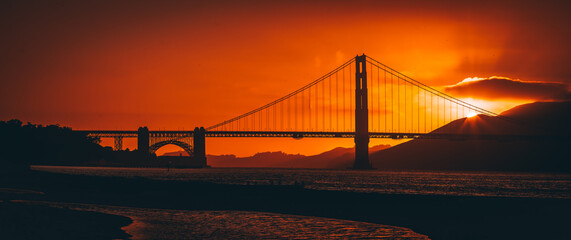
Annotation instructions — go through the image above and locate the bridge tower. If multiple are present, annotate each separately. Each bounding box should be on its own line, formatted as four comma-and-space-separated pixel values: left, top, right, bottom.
353, 55, 372, 169
137, 127, 150, 155
193, 127, 207, 167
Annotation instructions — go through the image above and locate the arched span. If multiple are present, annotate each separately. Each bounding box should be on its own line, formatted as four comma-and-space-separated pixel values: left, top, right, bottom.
149, 140, 193, 157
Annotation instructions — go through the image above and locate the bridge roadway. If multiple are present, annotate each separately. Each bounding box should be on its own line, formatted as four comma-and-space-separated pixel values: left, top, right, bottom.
77, 130, 566, 141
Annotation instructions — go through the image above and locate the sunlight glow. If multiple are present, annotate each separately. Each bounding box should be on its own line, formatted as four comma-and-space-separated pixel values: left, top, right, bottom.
458, 97, 529, 115
460, 77, 486, 84
467, 112, 478, 118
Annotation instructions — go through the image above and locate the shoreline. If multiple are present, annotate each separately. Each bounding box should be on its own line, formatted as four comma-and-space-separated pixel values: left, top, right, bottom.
0, 200, 132, 240
2, 170, 570, 239
14, 200, 429, 239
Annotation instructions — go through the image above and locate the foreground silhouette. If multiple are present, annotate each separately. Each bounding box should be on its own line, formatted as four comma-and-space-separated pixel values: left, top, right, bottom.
0, 120, 104, 172
372, 101, 571, 172
2, 171, 569, 239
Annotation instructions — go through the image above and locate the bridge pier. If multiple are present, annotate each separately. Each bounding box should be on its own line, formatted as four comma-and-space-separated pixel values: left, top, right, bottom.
353, 54, 373, 169
193, 127, 207, 167
137, 127, 150, 155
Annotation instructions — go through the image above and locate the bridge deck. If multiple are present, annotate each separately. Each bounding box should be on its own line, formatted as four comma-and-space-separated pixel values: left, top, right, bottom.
77, 130, 567, 141
205, 131, 567, 141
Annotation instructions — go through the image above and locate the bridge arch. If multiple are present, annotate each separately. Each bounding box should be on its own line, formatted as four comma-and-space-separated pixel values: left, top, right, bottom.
149, 140, 193, 157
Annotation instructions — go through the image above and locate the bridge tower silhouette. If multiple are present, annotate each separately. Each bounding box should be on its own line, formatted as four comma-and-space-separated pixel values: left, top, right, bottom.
137, 126, 149, 154
354, 55, 371, 169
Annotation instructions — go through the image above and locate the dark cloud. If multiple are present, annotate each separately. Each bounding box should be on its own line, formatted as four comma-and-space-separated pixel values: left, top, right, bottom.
444, 77, 571, 101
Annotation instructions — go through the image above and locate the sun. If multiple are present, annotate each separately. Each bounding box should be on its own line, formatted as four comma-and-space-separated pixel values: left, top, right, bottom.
467, 112, 478, 118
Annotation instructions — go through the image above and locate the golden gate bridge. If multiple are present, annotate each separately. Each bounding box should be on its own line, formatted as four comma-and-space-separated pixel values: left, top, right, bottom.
79, 54, 545, 169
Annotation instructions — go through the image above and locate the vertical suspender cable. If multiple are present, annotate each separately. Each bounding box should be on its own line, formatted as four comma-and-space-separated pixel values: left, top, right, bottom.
322, 79, 325, 131
391, 73, 395, 132
308, 86, 311, 131
417, 85, 420, 133
424, 89, 427, 133
431, 92, 434, 131
350, 63, 353, 131
377, 65, 380, 132
295, 94, 298, 131
336, 72, 339, 131
343, 66, 346, 131
317, 83, 320, 130
301, 90, 304, 131
443, 97, 446, 126
371, 64, 374, 131
329, 76, 332, 131
287, 98, 290, 130
403, 79, 407, 132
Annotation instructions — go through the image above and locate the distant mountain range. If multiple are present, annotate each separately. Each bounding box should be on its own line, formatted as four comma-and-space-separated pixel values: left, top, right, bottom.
163, 144, 390, 169
163, 101, 570, 172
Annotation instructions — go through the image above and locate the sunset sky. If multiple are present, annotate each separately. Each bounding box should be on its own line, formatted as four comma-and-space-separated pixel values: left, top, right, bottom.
1, 0, 570, 156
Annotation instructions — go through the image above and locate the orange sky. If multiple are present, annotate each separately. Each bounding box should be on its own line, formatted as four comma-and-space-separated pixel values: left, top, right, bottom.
1, 0, 570, 156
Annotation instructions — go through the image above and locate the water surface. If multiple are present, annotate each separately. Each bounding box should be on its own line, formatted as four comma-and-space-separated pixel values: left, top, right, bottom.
26, 201, 427, 239
33, 166, 571, 199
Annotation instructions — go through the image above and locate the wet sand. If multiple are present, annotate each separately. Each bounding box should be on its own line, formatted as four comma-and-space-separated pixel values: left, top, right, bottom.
0, 201, 132, 240
16, 201, 428, 239
2, 170, 570, 239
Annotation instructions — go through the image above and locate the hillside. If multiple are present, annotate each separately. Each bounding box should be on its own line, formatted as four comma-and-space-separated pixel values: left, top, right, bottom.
371, 101, 571, 172
500, 101, 571, 135
207, 151, 305, 168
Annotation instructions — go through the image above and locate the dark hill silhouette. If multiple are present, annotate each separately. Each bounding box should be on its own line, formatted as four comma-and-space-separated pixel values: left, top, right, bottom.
284, 147, 352, 169
371, 101, 571, 172
431, 114, 535, 135
208, 151, 305, 168
499, 101, 571, 135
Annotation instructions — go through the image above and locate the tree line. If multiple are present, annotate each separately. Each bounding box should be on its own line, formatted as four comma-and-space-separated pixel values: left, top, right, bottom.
0, 119, 111, 171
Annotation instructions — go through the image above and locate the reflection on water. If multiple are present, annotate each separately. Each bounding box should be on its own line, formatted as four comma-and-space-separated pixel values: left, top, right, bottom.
33, 166, 571, 199
27, 201, 429, 239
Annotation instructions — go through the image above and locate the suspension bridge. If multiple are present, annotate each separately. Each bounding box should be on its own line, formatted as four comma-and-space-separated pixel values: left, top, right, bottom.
79, 54, 533, 169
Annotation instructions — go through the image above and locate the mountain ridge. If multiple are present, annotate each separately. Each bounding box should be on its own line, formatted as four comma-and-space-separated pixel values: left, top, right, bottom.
371, 101, 571, 172
163, 144, 391, 168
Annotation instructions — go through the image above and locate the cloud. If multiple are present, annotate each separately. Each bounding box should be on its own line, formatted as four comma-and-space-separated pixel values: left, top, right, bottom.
444, 77, 571, 101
